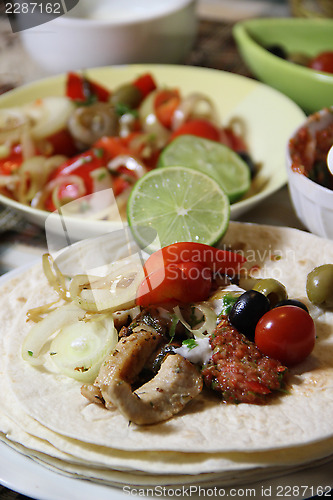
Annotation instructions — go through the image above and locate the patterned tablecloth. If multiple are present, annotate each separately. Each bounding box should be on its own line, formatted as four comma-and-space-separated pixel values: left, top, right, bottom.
0, 7, 327, 500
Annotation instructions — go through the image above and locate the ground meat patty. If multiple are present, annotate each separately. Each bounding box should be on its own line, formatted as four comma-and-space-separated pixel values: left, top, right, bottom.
201, 318, 287, 404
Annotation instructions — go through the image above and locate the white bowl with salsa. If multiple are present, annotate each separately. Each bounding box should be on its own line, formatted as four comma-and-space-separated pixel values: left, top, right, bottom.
286, 107, 333, 239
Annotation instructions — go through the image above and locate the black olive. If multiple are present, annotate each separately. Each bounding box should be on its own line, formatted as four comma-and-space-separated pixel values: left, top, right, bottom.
229, 290, 270, 341
266, 44, 287, 59
274, 298, 309, 313
238, 151, 257, 178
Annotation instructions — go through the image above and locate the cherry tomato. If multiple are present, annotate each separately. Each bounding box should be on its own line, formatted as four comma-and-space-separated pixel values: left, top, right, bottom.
154, 89, 181, 129
308, 51, 333, 74
255, 305, 316, 367
170, 119, 220, 142
136, 261, 212, 307
0, 144, 23, 175
143, 242, 246, 279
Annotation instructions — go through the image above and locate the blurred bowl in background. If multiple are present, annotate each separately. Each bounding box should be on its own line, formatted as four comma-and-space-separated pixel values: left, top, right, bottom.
286, 107, 333, 239
233, 18, 333, 113
18, 0, 197, 73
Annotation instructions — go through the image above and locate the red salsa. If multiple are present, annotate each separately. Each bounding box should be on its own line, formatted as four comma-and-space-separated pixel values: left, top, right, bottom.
289, 119, 333, 190
202, 318, 287, 404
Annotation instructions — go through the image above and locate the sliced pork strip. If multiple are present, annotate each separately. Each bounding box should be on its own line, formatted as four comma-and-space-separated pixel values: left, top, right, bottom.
108, 354, 203, 425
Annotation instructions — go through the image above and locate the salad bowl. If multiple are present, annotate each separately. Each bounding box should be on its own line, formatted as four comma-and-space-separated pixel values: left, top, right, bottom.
233, 18, 333, 113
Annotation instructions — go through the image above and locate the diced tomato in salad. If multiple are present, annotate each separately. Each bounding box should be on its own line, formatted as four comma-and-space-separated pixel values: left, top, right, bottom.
0, 144, 23, 175
132, 73, 157, 100
66, 72, 111, 103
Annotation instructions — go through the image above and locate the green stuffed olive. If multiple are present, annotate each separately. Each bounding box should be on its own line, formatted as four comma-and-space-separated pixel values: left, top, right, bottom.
252, 278, 288, 307
110, 84, 142, 109
306, 264, 333, 307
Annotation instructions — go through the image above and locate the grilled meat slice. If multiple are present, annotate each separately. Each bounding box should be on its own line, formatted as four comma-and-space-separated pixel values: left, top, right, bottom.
82, 307, 203, 424
108, 353, 203, 425
94, 326, 163, 409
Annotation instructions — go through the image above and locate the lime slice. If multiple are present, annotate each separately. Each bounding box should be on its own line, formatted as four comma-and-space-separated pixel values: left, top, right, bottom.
127, 166, 230, 252
158, 135, 251, 203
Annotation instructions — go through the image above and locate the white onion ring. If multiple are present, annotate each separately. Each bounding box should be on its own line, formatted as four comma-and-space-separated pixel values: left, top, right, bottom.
21, 302, 86, 365
173, 303, 217, 339
107, 155, 147, 179
171, 93, 220, 131
31, 174, 85, 210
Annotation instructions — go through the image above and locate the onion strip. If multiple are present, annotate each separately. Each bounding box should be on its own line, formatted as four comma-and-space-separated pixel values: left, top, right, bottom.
173, 303, 217, 339
42, 253, 70, 301
22, 302, 86, 364
171, 93, 220, 131
107, 155, 147, 179
69, 262, 144, 313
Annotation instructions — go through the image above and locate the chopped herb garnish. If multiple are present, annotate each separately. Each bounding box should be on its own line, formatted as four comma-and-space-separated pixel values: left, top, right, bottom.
182, 339, 198, 350
97, 171, 107, 181
93, 148, 104, 159
74, 95, 98, 107
219, 293, 239, 317
189, 306, 204, 327
168, 314, 179, 341
28, 350, 33, 357
115, 102, 139, 118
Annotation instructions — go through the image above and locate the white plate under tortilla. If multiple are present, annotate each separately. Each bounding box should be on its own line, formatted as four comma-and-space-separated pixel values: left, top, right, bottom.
0, 432, 332, 500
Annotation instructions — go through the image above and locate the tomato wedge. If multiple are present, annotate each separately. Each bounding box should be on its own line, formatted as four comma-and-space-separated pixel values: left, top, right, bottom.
170, 119, 220, 142
154, 89, 181, 129
143, 242, 246, 277
136, 242, 246, 307
136, 261, 213, 307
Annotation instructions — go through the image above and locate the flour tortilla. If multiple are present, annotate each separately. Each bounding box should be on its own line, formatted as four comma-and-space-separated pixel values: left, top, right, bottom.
0, 222, 333, 483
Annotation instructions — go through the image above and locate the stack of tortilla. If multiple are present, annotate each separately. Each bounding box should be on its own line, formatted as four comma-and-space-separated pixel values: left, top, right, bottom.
0, 223, 332, 490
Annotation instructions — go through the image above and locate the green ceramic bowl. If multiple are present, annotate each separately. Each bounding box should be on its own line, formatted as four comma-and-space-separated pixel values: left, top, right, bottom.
233, 18, 333, 113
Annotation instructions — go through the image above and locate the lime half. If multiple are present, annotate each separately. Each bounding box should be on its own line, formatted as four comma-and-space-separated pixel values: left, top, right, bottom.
127, 166, 230, 252
158, 135, 251, 203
